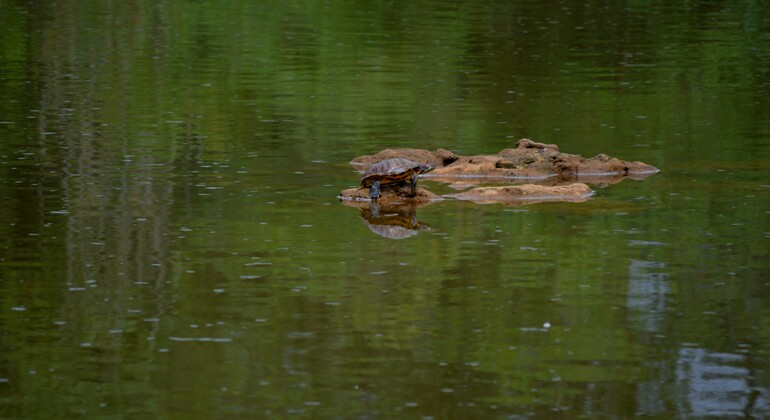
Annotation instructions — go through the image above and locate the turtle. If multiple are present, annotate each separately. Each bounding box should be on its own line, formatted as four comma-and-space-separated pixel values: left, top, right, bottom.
360, 158, 435, 201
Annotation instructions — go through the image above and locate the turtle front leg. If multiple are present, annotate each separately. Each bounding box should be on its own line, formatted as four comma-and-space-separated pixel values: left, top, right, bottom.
369, 180, 381, 201
409, 172, 418, 197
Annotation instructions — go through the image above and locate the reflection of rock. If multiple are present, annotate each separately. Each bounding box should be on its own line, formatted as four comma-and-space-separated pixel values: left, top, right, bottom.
358, 204, 430, 239
338, 185, 442, 205
446, 183, 594, 205
350, 138, 659, 185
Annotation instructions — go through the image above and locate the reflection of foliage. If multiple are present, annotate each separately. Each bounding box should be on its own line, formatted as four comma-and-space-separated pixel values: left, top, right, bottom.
0, 0, 769, 417
1, 1, 767, 161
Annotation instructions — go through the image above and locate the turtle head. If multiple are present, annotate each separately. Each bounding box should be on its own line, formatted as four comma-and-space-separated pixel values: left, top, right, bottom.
418, 163, 435, 174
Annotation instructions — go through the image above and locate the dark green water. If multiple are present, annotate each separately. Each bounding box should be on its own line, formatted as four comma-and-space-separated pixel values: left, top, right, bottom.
1, 0, 769, 417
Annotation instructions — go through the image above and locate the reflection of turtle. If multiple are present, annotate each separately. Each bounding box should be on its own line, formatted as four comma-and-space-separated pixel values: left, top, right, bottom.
360, 204, 430, 239
360, 158, 435, 201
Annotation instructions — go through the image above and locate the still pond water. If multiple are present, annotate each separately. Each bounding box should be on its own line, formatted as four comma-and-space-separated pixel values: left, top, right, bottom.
1, 0, 769, 417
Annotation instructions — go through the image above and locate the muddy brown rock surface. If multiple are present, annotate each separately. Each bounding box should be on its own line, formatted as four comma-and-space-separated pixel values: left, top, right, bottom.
446, 183, 594, 205
341, 138, 659, 205
350, 138, 659, 182
338, 185, 442, 205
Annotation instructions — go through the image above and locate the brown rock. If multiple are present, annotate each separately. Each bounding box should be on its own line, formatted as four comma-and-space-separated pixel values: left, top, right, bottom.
446, 183, 594, 205
339, 185, 442, 205
516, 138, 560, 151
348, 138, 659, 187
428, 153, 557, 180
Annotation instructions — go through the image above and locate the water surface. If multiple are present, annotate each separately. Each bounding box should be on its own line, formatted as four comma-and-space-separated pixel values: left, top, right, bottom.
1, 0, 769, 417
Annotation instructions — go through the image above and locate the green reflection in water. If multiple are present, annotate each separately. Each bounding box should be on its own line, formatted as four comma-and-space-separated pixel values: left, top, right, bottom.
0, 0, 769, 418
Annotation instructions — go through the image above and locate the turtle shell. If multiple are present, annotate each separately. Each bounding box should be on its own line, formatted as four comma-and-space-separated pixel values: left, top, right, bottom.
360, 158, 434, 188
